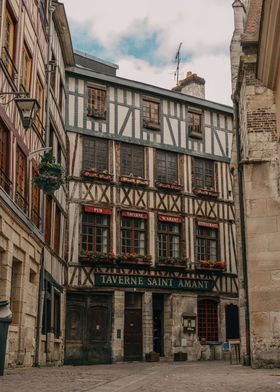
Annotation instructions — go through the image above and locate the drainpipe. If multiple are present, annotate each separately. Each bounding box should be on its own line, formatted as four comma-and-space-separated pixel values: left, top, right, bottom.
233, 97, 251, 366
34, 0, 55, 367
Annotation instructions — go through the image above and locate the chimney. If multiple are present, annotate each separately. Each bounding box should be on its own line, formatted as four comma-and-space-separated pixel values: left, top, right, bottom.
172, 71, 206, 99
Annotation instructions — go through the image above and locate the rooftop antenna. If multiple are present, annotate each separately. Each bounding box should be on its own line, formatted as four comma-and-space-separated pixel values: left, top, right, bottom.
174, 42, 182, 86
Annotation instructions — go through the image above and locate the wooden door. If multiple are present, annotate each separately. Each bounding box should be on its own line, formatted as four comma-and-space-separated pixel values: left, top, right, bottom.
124, 309, 143, 361
87, 296, 112, 364
65, 294, 112, 365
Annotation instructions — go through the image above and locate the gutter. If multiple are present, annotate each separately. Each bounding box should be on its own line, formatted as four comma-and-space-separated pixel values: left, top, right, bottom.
233, 97, 251, 365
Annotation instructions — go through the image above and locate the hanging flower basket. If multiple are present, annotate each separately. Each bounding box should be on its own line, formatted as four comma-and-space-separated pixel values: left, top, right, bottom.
33, 152, 64, 195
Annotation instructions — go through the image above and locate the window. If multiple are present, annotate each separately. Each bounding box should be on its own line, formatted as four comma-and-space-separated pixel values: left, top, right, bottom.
120, 143, 144, 178
158, 221, 180, 258
143, 99, 160, 129
81, 212, 110, 253
54, 205, 61, 254
196, 226, 218, 261
156, 150, 177, 184
35, 76, 44, 126
21, 45, 32, 92
3, 8, 15, 77
121, 216, 146, 255
45, 196, 52, 246
0, 121, 11, 194
87, 86, 106, 119
10, 259, 22, 325
198, 300, 218, 342
31, 168, 40, 228
59, 78, 64, 113
50, 52, 56, 93
15, 146, 28, 213
53, 291, 61, 338
193, 158, 214, 190
83, 137, 108, 172
188, 111, 202, 136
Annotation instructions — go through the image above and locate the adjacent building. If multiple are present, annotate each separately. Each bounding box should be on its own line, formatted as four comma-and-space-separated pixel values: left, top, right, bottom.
0, 0, 73, 368
230, 0, 280, 367
65, 52, 238, 364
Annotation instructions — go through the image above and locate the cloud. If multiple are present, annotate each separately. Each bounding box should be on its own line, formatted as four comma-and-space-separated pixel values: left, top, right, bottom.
64, 0, 234, 104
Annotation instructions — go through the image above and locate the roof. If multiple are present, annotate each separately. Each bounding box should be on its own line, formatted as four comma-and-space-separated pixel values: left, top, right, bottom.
241, 0, 263, 45
53, 2, 75, 66
66, 65, 233, 114
74, 50, 119, 70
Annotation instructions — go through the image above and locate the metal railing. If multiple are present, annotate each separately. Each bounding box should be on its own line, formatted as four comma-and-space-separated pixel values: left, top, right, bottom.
15, 191, 29, 214
0, 168, 13, 196
1, 46, 18, 81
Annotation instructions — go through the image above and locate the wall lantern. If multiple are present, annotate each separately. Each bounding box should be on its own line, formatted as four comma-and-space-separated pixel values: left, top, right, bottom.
15, 97, 40, 130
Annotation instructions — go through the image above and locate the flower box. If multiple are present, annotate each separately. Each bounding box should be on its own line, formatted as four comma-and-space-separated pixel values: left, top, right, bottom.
194, 261, 225, 272
143, 120, 160, 130
33, 152, 64, 195
119, 175, 149, 187
155, 181, 183, 192
80, 251, 115, 263
82, 170, 113, 181
116, 254, 152, 265
193, 188, 219, 197
157, 257, 186, 268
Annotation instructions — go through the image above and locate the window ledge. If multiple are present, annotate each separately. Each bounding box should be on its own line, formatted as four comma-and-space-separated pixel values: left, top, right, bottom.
119, 175, 149, 187
193, 188, 218, 197
81, 170, 113, 181
189, 131, 203, 139
155, 181, 183, 192
143, 121, 160, 131
87, 112, 106, 121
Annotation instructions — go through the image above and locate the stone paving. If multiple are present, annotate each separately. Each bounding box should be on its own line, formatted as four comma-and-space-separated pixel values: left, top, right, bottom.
1, 360, 280, 392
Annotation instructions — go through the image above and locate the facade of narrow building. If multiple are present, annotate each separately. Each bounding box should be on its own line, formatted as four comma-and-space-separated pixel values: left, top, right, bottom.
65, 53, 239, 364
0, 0, 73, 368
230, 0, 280, 367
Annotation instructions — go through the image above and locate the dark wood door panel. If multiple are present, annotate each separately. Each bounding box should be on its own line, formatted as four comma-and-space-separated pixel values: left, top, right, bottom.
124, 309, 143, 361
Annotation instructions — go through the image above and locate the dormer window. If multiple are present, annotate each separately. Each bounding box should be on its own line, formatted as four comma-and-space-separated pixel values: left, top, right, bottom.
188, 109, 202, 138
143, 99, 160, 130
87, 86, 106, 119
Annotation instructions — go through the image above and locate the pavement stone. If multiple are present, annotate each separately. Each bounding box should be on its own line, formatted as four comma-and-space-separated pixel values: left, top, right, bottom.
1, 361, 280, 392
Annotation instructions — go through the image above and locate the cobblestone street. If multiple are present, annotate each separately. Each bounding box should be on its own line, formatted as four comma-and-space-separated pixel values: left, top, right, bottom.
1, 361, 280, 392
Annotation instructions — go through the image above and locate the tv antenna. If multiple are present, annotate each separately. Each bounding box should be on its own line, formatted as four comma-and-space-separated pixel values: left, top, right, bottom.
174, 42, 182, 86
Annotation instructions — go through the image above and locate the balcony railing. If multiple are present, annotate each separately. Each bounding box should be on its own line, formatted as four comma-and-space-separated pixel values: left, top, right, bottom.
0, 168, 13, 196
15, 191, 29, 214
31, 207, 41, 229
1, 46, 18, 81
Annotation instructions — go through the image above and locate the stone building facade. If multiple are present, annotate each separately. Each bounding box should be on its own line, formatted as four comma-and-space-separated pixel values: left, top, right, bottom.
230, 0, 280, 367
65, 52, 239, 364
0, 0, 73, 368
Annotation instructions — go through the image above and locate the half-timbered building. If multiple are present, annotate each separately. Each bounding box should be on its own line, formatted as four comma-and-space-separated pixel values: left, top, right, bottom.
65, 52, 238, 364
0, 0, 73, 368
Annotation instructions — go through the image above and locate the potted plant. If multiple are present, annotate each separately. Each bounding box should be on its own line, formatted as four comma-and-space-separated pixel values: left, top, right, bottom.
33, 152, 64, 194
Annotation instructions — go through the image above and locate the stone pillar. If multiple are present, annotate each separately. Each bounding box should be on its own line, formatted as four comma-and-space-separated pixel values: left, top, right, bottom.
111, 290, 124, 362
164, 294, 173, 358
142, 292, 153, 357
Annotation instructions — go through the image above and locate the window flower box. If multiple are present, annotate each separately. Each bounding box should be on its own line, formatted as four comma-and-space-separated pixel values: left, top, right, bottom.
194, 260, 225, 272
82, 170, 113, 181
119, 175, 149, 187
157, 256, 186, 268
33, 152, 64, 195
193, 188, 218, 197
80, 250, 115, 263
143, 120, 160, 130
116, 253, 152, 265
155, 181, 183, 192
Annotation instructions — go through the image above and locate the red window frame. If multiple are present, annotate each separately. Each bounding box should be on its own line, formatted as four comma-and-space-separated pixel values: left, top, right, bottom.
198, 300, 218, 342
121, 216, 146, 255
158, 221, 180, 258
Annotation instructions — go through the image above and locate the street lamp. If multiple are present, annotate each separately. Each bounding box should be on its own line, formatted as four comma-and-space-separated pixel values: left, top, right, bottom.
14, 97, 40, 130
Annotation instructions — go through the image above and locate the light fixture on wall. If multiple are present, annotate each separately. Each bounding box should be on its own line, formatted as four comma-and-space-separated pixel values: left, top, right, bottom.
15, 97, 40, 129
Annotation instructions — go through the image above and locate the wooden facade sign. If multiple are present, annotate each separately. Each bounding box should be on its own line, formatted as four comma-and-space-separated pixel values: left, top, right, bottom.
121, 211, 148, 219
197, 221, 219, 229
84, 206, 112, 215
159, 215, 182, 223
95, 273, 214, 292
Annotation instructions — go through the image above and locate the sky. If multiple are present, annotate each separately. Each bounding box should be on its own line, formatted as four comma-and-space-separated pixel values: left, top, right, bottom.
64, 0, 234, 105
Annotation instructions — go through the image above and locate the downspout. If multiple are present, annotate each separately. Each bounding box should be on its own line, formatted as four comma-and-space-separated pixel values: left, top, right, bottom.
233, 97, 251, 366
34, 0, 55, 367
